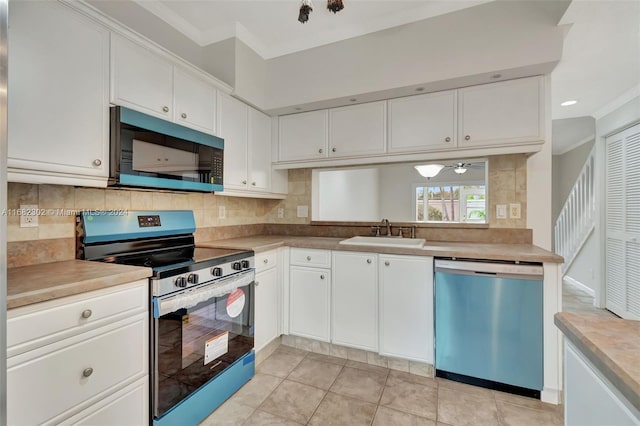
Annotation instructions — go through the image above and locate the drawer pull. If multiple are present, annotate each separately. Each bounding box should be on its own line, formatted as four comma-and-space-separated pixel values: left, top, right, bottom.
162, 106, 169, 113
367, 259, 372, 264
81, 309, 92, 319
385, 261, 390, 266
263, 259, 268, 264
82, 367, 93, 378
181, 113, 187, 119
306, 256, 311, 261
320, 274, 325, 280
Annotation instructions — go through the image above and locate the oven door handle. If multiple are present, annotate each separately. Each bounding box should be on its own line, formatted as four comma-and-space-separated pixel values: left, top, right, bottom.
153, 270, 254, 318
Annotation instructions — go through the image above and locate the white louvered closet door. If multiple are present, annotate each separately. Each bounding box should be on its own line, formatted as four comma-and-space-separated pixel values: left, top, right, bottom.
605, 123, 640, 319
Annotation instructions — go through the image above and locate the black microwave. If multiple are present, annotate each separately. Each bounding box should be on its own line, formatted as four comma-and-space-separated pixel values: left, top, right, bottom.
109, 106, 224, 192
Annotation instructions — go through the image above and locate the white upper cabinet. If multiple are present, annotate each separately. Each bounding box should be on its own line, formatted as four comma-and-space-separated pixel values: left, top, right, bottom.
112, 34, 217, 135
388, 90, 457, 153
174, 67, 217, 134
458, 76, 544, 147
248, 108, 272, 191
218, 93, 248, 191
278, 110, 329, 162
8, 1, 110, 185
329, 101, 386, 157
111, 34, 174, 120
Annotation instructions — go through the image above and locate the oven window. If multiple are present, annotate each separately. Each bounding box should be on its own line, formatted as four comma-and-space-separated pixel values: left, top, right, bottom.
119, 125, 223, 185
154, 282, 254, 418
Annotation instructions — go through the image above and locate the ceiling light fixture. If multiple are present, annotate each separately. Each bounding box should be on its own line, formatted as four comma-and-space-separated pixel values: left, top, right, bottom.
454, 164, 468, 174
414, 164, 445, 179
349, 98, 357, 102
415, 87, 425, 92
491, 74, 502, 79
561, 100, 578, 106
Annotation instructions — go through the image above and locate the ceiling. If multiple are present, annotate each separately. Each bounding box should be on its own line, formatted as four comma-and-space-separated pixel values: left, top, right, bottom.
133, 0, 491, 59
551, 0, 640, 120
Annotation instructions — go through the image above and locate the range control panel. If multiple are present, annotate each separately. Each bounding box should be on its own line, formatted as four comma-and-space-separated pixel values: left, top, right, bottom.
138, 215, 162, 227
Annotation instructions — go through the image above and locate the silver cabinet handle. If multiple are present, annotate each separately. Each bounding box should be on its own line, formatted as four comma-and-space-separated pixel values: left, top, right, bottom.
366, 259, 372, 264
306, 256, 311, 261
465, 135, 471, 141
318, 148, 323, 154
263, 258, 268, 264
82, 367, 93, 378
385, 261, 390, 266
242, 180, 247, 184
81, 309, 92, 319
445, 137, 451, 143
181, 113, 187, 119
162, 106, 169, 113
92, 159, 102, 166
252, 182, 256, 186
332, 147, 336, 152
320, 274, 325, 280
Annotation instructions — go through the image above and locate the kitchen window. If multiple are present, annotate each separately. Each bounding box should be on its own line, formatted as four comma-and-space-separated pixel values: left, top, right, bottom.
414, 185, 486, 223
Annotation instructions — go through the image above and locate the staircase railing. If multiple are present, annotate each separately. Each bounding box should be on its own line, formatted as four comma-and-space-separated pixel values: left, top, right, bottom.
554, 147, 596, 272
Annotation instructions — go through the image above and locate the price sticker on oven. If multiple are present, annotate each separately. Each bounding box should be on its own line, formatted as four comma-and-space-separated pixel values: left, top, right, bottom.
226, 288, 246, 318
204, 331, 229, 366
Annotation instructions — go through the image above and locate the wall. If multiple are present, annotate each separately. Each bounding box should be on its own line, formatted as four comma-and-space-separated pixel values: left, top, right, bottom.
552, 138, 595, 223
565, 229, 598, 295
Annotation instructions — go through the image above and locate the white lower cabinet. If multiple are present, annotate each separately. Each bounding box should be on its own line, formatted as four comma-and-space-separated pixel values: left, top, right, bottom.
7, 280, 149, 425
332, 251, 378, 351
564, 341, 640, 426
379, 254, 434, 363
289, 265, 331, 342
255, 250, 281, 352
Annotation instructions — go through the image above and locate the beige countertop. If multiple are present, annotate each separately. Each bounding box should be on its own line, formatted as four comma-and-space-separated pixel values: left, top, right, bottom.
555, 312, 640, 411
7, 260, 153, 309
197, 235, 563, 263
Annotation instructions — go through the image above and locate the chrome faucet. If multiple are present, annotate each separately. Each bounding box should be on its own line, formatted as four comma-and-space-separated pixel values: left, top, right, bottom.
381, 218, 392, 236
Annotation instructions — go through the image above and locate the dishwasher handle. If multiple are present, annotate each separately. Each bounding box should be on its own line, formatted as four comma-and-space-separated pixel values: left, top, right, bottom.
435, 259, 543, 280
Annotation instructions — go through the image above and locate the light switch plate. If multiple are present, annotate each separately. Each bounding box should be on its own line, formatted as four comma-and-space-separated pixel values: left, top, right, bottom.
509, 203, 521, 219
277, 207, 284, 219
496, 204, 507, 219
297, 205, 308, 218
218, 205, 226, 219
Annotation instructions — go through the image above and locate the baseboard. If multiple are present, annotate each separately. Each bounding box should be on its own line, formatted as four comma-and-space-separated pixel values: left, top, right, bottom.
541, 387, 562, 405
563, 275, 595, 297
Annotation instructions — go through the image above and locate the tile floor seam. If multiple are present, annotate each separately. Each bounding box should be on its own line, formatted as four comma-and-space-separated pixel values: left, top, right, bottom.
305, 388, 331, 425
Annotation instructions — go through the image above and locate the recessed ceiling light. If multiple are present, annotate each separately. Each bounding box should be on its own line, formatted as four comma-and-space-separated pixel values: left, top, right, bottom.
415, 87, 425, 92
349, 98, 357, 102
561, 100, 578, 106
294, 107, 302, 111
491, 74, 502, 79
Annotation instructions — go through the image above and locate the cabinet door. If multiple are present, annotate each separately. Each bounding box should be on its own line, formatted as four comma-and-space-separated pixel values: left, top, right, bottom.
174, 67, 217, 135
289, 266, 330, 342
248, 107, 272, 192
218, 93, 248, 190
111, 34, 174, 120
329, 101, 386, 157
458, 76, 544, 147
388, 91, 456, 153
332, 252, 378, 351
565, 341, 640, 426
255, 267, 280, 352
379, 255, 433, 363
8, 1, 109, 178
278, 110, 328, 162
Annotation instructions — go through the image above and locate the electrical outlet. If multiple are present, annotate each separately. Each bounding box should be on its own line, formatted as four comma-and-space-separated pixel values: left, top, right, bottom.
297, 205, 308, 218
20, 204, 39, 227
509, 203, 521, 219
496, 204, 507, 219
218, 205, 226, 219
277, 207, 284, 219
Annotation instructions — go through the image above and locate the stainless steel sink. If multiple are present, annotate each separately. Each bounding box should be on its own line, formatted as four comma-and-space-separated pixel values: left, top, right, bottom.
338, 236, 425, 249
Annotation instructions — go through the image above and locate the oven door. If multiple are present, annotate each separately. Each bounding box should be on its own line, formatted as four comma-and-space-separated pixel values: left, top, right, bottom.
152, 270, 254, 419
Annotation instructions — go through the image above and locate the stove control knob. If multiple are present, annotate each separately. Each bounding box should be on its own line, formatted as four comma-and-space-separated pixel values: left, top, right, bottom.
187, 273, 199, 284
241, 260, 250, 269
211, 267, 223, 277
232, 262, 242, 271
174, 276, 187, 288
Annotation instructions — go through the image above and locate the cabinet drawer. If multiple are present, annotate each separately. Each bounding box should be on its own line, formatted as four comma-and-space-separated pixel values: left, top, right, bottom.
290, 248, 331, 268
7, 280, 147, 356
255, 250, 277, 273
7, 315, 148, 426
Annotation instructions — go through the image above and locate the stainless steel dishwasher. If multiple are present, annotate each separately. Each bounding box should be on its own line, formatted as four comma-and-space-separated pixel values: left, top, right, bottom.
434, 259, 544, 398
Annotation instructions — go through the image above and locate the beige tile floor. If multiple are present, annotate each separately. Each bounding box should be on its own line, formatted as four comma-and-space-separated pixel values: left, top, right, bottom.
200, 279, 610, 426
